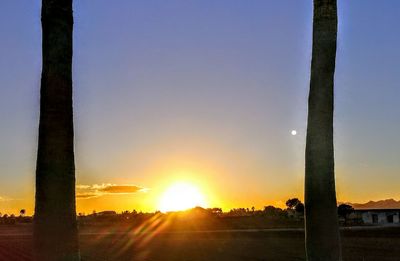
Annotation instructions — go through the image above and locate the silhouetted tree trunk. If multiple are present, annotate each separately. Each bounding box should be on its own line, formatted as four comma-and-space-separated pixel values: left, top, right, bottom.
34, 0, 80, 260
305, 0, 341, 260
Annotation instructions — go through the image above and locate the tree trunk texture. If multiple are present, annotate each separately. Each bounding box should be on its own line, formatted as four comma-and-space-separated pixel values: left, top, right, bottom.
305, 0, 342, 260
34, 0, 80, 260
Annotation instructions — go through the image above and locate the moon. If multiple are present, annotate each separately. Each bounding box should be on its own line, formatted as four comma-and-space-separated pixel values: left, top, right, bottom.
291, 130, 297, 136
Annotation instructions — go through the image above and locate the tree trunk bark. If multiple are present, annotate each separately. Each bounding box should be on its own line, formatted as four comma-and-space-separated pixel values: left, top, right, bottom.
305, 0, 342, 260
34, 0, 80, 260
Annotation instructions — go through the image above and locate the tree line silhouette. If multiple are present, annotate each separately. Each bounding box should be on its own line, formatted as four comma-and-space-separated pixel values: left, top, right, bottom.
1, 201, 357, 228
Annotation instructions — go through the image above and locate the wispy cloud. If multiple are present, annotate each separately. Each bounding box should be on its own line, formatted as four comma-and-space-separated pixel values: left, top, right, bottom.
76, 183, 148, 199
99, 185, 145, 193
76, 185, 91, 190
0, 196, 13, 202
76, 193, 99, 199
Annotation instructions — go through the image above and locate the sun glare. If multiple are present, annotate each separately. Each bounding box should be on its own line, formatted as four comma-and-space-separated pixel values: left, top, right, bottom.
158, 182, 206, 212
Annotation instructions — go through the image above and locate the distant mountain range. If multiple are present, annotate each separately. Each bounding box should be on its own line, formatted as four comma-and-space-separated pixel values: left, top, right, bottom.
341, 199, 400, 209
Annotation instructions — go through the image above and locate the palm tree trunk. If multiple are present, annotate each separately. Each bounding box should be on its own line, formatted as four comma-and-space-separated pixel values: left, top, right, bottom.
305, 0, 341, 260
34, 0, 80, 260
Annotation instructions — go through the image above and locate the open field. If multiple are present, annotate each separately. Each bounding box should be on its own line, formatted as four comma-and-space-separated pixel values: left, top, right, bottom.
1, 225, 400, 260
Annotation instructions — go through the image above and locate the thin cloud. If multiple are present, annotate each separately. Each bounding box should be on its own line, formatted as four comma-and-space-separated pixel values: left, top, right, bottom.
76, 185, 91, 189
0, 196, 15, 202
76, 193, 99, 199
0, 196, 13, 202
99, 185, 145, 194
76, 183, 148, 199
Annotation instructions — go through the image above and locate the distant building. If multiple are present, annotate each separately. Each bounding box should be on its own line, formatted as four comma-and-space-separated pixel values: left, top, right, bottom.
353, 209, 400, 225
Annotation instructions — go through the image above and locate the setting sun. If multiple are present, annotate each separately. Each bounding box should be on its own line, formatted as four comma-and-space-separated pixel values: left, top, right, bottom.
158, 182, 207, 212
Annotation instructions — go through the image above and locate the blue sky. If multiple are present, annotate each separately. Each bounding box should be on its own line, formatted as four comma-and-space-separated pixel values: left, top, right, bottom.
0, 1, 399, 214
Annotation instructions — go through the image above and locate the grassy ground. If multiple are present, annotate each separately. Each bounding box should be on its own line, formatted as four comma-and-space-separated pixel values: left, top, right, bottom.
1, 225, 400, 260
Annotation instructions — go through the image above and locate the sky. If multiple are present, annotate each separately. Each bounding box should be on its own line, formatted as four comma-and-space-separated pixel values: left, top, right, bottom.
1, 0, 400, 215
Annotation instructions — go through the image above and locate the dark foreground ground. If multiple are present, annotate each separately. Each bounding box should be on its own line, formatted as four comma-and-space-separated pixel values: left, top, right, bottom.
1, 225, 400, 261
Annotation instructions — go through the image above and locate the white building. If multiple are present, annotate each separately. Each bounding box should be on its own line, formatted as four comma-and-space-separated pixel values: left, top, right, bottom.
354, 209, 400, 225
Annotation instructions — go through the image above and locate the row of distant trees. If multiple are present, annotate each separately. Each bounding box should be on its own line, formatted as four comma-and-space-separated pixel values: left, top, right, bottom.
1, 200, 355, 225
0, 209, 26, 218
0, 209, 31, 224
